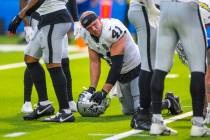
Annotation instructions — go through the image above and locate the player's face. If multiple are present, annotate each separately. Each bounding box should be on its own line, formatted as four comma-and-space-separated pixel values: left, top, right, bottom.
86, 19, 102, 37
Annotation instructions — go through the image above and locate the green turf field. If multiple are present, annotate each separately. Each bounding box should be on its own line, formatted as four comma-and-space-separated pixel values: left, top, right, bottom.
0, 46, 209, 140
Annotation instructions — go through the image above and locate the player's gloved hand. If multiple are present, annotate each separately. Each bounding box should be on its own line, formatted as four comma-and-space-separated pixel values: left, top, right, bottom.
73, 21, 81, 39
148, 7, 160, 28
24, 26, 34, 43
149, 15, 160, 28
149, 8, 160, 16
90, 90, 108, 104
85, 86, 96, 94
8, 15, 22, 34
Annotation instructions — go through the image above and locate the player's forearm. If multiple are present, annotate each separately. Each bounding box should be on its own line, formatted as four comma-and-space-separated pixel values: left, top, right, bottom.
89, 60, 101, 89
19, 0, 44, 18
20, 0, 28, 10
20, 0, 30, 26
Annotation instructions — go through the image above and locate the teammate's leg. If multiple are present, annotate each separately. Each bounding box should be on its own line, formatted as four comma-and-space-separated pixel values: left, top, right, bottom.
23, 29, 54, 120
177, 3, 207, 136
42, 23, 74, 122
61, 34, 77, 112
22, 68, 33, 113
150, 1, 178, 135
23, 68, 33, 102
128, 2, 157, 130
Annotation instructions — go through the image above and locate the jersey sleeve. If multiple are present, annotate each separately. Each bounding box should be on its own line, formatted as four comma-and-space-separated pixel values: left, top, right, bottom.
104, 19, 127, 44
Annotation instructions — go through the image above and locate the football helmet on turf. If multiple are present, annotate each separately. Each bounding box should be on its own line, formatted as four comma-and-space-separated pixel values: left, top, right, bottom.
77, 90, 110, 117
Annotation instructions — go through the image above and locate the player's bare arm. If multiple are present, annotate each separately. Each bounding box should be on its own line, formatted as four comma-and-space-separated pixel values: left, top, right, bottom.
20, 0, 29, 26
19, 0, 41, 18
88, 47, 101, 89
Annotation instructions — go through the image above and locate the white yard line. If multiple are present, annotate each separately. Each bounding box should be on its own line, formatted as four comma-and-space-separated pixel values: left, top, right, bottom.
0, 45, 87, 52
103, 111, 192, 140
166, 74, 179, 79
89, 133, 150, 137
89, 134, 115, 136
4, 132, 27, 138
0, 52, 88, 71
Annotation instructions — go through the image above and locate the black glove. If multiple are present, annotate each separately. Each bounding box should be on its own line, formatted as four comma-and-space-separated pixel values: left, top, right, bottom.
8, 15, 22, 34
90, 89, 107, 104
84, 86, 95, 94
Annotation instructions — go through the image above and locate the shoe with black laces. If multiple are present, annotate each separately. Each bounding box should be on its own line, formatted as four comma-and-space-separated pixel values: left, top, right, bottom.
130, 107, 152, 130
165, 92, 182, 115
42, 110, 75, 122
23, 103, 55, 120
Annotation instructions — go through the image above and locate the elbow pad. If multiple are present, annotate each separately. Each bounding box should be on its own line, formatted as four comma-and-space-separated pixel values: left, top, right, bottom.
106, 55, 124, 85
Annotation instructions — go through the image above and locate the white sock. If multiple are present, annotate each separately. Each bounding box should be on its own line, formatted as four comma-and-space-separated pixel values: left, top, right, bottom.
192, 117, 204, 126
63, 109, 71, 114
24, 101, 31, 104
69, 101, 74, 104
153, 114, 163, 121
39, 100, 51, 106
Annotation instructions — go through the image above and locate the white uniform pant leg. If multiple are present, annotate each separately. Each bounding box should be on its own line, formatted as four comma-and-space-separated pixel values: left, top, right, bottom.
118, 76, 140, 115
24, 28, 42, 59
41, 23, 71, 64
61, 34, 69, 59
128, 2, 157, 71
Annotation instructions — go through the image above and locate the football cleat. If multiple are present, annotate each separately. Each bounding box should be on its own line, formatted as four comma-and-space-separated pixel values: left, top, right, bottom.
69, 101, 78, 112
165, 92, 182, 115
130, 107, 152, 130
191, 118, 210, 136
42, 110, 75, 122
150, 117, 177, 135
23, 103, 54, 120
21, 102, 33, 113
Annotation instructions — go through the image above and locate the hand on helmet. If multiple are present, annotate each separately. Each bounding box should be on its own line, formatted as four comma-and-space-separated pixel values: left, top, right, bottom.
90, 90, 107, 104
83, 86, 95, 94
